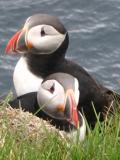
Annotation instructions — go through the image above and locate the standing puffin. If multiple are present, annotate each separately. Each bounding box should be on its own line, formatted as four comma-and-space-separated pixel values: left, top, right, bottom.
9, 73, 86, 141
6, 14, 120, 126
6, 14, 68, 96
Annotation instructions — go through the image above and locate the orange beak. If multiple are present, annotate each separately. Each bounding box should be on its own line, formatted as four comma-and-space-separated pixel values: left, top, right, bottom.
5, 28, 33, 54
5, 30, 22, 54
65, 89, 79, 128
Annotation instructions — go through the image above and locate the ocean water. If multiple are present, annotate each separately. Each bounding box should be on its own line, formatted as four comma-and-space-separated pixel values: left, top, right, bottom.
0, 0, 120, 96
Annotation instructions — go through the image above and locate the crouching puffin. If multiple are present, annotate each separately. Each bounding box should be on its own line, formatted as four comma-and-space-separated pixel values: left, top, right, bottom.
9, 73, 86, 141
6, 13, 120, 127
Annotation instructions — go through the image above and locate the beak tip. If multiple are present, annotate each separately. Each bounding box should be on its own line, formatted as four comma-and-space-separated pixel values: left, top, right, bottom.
5, 45, 11, 54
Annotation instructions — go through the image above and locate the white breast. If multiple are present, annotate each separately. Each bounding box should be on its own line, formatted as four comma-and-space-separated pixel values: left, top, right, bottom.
13, 57, 43, 96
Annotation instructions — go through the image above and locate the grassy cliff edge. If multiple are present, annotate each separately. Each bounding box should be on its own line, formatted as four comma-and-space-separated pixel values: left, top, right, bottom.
0, 96, 120, 160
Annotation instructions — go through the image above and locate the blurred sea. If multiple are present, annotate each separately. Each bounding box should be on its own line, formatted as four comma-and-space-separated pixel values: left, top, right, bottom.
0, 0, 120, 96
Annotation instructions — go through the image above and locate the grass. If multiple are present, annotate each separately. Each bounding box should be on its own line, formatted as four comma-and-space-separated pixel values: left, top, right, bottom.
0, 95, 120, 160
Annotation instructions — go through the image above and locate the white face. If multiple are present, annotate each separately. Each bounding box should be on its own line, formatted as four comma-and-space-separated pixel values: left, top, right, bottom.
37, 79, 66, 119
26, 25, 66, 54
37, 77, 80, 120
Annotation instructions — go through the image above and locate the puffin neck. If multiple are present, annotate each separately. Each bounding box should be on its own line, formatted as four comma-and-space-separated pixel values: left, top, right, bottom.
24, 33, 69, 77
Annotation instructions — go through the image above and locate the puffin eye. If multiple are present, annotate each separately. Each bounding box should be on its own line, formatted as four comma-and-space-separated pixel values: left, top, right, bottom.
49, 83, 55, 94
41, 27, 45, 37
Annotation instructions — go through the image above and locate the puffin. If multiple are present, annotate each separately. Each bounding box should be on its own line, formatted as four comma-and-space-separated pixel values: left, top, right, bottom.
6, 14, 68, 97
9, 73, 86, 141
6, 13, 120, 127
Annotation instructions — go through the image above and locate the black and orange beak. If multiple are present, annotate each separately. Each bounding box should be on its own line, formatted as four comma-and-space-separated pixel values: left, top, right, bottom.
5, 28, 33, 54
65, 89, 79, 128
